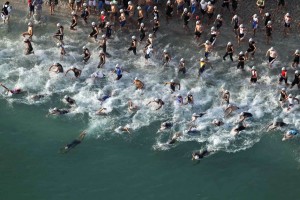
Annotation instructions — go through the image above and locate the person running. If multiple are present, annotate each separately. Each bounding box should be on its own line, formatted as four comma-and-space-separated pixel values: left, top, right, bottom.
223, 42, 234, 62
250, 66, 258, 84
206, 1, 215, 25
61, 131, 87, 153
214, 14, 223, 30
152, 16, 160, 37
119, 9, 127, 31
54, 23, 64, 44
128, 36, 137, 55
251, 14, 259, 37
194, 20, 203, 41
147, 98, 165, 110
24, 38, 34, 55
144, 34, 153, 51
181, 8, 191, 31
81, 7, 90, 24
265, 21, 272, 45
231, 15, 239, 37
237, 24, 246, 46
139, 23, 146, 42
144, 45, 154, 63
292, 50, 300, 69
199, 40, 212, 60
97, 50, 106, 68
112, 64, 124, 80
98, 34, 107, 54
198, 58, 208, 77
290, 71, 300, 89
49, 0, 56, 15
209, 26, 218, 46
89, 22, 99, 41
245, 38, 256, 60
178, 58, 186, 74
264, 13, 271, 27
164, 79, 180, 93
279, 88, 288, 107
133, 77, 144, 90
137, 6, 144, 26
98, 11, 106, 32
278, 67, 289, 86
70, 11, 78, 30
49, 63, 64, 73
65, 67, 82, 78
237, 51, 245, 70
282, 129, 299, 141
266, 47, 278, 68
22, 22, 33, 40
0, 83, 22, 95
162, 49, 171, 66
82, 46, 91, 63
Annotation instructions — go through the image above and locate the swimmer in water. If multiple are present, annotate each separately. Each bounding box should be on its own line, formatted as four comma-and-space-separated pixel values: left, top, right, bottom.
29, 94, 45, 101
0, 83, 22, 95
22, 22, 33, 40
65, 67, 82, 78
95, 107, 107, 115
53, 23, 64, 45
164, 79, 180, 93
61, 131, 87, 153
184, 92, 194, 105
190, 112, 206, 123
290, 70, 300, 89
63, 95, 76, 106
238, 112, 253, 122
199, 40, 213, 60
192, 149, 213, 161
91, 71, 106, 79
147, 98, 165, 110
162, 49, 171, 66
89, 22, 99, 42
266, 47, 278, 68
128, 100, 138, 112
133, 77, 144, 90
48, 107, 70, 115
212, 119, 224, 126
282, 129, 299, 141
292, 50, 300, 69
159, 122, 173, 131
49, 63, 64, 73
57, 43, 66, 60
231, 121, 247, 136
70, 11, 78, 30
128, 36, 137, 55
112, 64, 127, 80
178, 58, 186, 75
287, 94, 299, 111
221, 89, 230, 104
278, 67, 289, 86
266, 118, 287, 132
97, 50, 106, 68
279, 88, 288, 107
82, 46, 91, 63
116, 126, 131, 134
24, 38, 34, 55
224, 104, 239, 117
167, 132, 182, 145
98, 94, 110, 105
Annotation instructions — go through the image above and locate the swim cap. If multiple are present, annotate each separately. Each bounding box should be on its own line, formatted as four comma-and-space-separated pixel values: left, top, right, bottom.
154, 16, 157, 20
233, 15, 237, 19
83, 3, 87, 6
134, 77, 138, 80
235, 125, 239, 129
120, 9, 124, 13
180, 58, 184, 62
205, 40, 210, 44
57, 23, 61, 27
83, 46, 86, 50
211, 26, 216, 30
115, 64, 119, 68
184, 8, 188, 12
295, 50, 299, 54
270, 47, 274, 51
267, 20, 272, 24
154, 6, 157, 10
227, 42, 232, 46
253, 14, 257, 18
149, 34, 153, 38
196, 20, 200, 25
282, 67, 286, 70
170, 79, 174, 82
101, 11, 105, 15
239, 24, 244, 28
265, 12, 269, 16
53, 107, 58, 111
56, 43, 61, 47
28, 22, 32, 26
141, 23, 144, 27
128, 1, 132, 4
163, 49, 167, 53
102, 34, 106, 38
132, 36, 136, 40
225, 90, 229, 93
64, 95, 68, 99
239, 51, 243, 55
252, 66, 256, 70
137, 6, 141, 9
167, 1, 171, 4
71, 66, 75, 70
217, 14, 221, 18
281, 88, 286, 91
192, 113, 197, 116
71, 11, 75, 15
200, 58, 205, 61
295, 70, 299, 74
92, 22, 96, 26
286, 13, 290, 16
240, 112, 245, 116
208, 1, 211, 5
249, 38, 253, 42
155, 98, 159, 101
106, 22, 110, 25
289, 94, 292, 97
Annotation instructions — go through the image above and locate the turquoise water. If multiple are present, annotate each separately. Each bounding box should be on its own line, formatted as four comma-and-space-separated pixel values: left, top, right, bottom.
1, 100, 300, 200
1, 1, 300, 199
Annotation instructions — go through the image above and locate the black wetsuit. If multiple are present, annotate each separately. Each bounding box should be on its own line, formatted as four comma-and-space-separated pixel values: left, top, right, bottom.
65, 97, 76, 105
247, 41, 256, 54
241, 112, 253, 118
237, 54, 245, 69
106, 25, 112, 38
139, 26, 146, 41
70, 15, 78, 29
83, 49, 90, 62
223, 45, 233, 61
166, 5, 173, 17
291, 73, 300, 88
128, 39, 137, 55
55, 26, 64, 41
25, 41, 34, 54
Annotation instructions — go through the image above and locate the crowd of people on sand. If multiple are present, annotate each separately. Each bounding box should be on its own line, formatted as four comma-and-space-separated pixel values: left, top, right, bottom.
1, 0, 300, 159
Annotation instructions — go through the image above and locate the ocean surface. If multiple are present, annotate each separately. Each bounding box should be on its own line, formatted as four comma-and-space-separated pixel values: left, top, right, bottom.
1, 1, 300, 199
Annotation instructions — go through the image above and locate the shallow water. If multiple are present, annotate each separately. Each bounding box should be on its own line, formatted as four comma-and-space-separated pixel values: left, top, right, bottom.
1, 1, 300, 199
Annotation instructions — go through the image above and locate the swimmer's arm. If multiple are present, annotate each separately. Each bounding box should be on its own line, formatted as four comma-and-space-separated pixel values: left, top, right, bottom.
0, 83, 10, 92
177, 83, 181, 90
156, 104, 163, 110
147, 101, 153, 105
64, 69, 71, 76
49, 65, 54, 71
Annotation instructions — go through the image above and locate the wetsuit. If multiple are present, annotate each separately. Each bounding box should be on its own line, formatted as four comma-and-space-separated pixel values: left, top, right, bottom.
166, 4, 173, 17
83, 49, 91, 62
250, 69, 257, 83
183, 12, 190, 26
70, 15, 78, 29
223, 45, 233, 61
128, 39, 137, 55
266, 25, 272, 37
73, 68, 81, 77
291, 73, 300, 88
237, 54, 245, 69
279, 70, 288, 84
178, 62, 186, 74
89, 26, 98, 39
153, 20, 159, 34
106, 25, 112, 38
25, 40, 34, 55
115, 68, 122, 80
247, 41, 256, 55
65, 97, 76, 105
139, 26, 146, 41
55, 26, 64, 41
216, 18, 223, 30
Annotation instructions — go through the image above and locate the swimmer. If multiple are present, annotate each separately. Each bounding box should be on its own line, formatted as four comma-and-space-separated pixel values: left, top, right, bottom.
22, 22, 33, 40
128, 36, 137, 55
231, 15, 240, 37
0, 83, 22, 95
245, 38, 257, 60
137, 6, 144, 26
165, 1, 173, 24
152, 16, 160, 37
287, 94, 299, 111
105, 22, 113, 38
181, 8, 191, 31
236, 51, 246, 70
144, 45, 154, 63
133, 77, 144, 90
144, 34, 153, 51
194, 20, 203, 41
264, 13, 271, 27
178, 58, 186, 74
29, 94, 45, 101
24, 38, 34, 55
191, 112, 206, 122
98, 35, 107, 54
251, 14, 259, 37
283, 13, 292, 37
60, 131, 87, 153
214, 14, 223, 30
159, 122, 173, 131
198, 58, 208, 76
224, 104, 239, 117
48, 107, 70, 115
290, 70, 300, 89
292, 50, 300, 69
221, 89, 230, 104
206, 1, 215, 25
70, 11, 78, 30
199, 0, 207, 18
82, 46, 91, 63
278, 67, 289, 86
175, 94, 184, 105
97, 50, 106, 68
49, 63, 64, 73
57, 43, 66, 60
116, 126, 131, 134
53, 23, 64, 44
209, 26, 219, 46
89, 22, 99, 42
231, 121, 246, 136
223, 42, 234, 62
282, 129, 299, 141
192, 149, 213, 161
95, 107, 107, 115
199, 40, 213, 60
212, 119, 224, 126
65, 67, 82, 78
250, 66, 258, 84
90, 71, 106, 79
81, 7, 90, 24
167, 132, 182, 145
118, 9, 127, 31
139, 23, 146, 42
128, 100, 138, 112
162, 49, 171, 66
112, 64, 126, 80
147, 98, 165, 110
98, 94, 110, 104
266, 118, 287, 132
265, 21, 272, 45
184, 92, 194, 105
237, 24, 246, 46
164, 79, 180, 93
63, 95, 76, 106
238, 112, 253, 122
99, 11, 106, 32
279, 88, 288, 107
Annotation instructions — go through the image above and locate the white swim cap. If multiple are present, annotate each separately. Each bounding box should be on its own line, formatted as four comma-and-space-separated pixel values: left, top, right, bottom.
286, 13, 290, 16
187, 91, 191, 95
102, 34, 106, 38
252, 66, 256, 70
184, 8, 188, 12
53, 107, 58, 111
265, 12, 269, 16
196, 20, 200, 25
155, 98, 159, 101
57, 23, 61, 27
282, 67, 286, 70
135, 77, 138, 80
253, 14, 257, 18
71, 11, 75, 15
141, 23, 144, 26
163, 49, 167, 53
154, 6, 157, 10
115, 64, 119, 68
295, 70, 299, 74
64, 95, 68, 99
211, 26, 216, 30
295, 49, 299, 54
28, 22, 32, 26
282, 88, 286, 91
217, 14, 221, 18
239, 24, 244, 28
227, 42, 232, 45
170, 79, 174, 82
289, 94, 292, 97
205, 40, 210, 44
167, 1, 171, 4
239, 51, 243, 55
208, 1, 211, 5
101, 11, 105, 15
149, 34, 153, 38
249, 38, 253, 42
83, 3, 87, 6
128, 1, 132, 4
154, 16, 157, 20
83, 46, 86, 50
132, 36, 136, 40
225, 90, 229, 93
233, 15, 237, 19
235, 125, 239, 129
92, 22, 96, 26
270, 47, 274, 51
192, 113, 197, 116
267, 20, 272, 24
120, 9, 124, 13
200, 58, 205, 61
180, 58, 184, 62
56, 43, 61, 47
137, 6, 141, 9
106, 22, 110, 25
